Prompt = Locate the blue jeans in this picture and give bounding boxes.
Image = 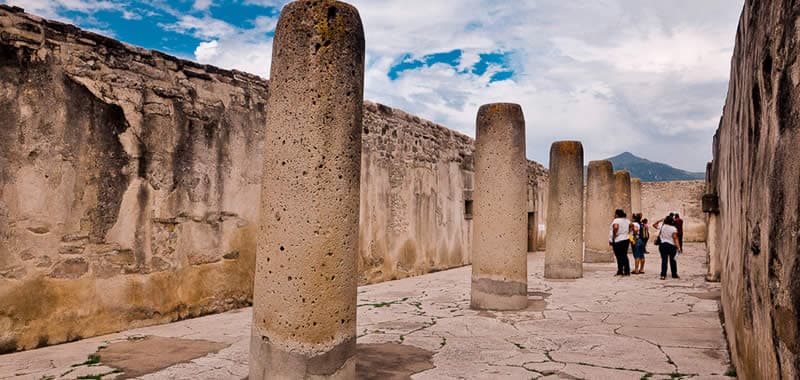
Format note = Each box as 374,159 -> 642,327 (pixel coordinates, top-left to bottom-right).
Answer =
659,243 -> 678,277
632,239 -> 645,259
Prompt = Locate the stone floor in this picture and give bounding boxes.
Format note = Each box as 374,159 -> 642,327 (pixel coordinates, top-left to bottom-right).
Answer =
0,243 -> 734,379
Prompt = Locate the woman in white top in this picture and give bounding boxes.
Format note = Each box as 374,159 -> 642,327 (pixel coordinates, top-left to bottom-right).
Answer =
608,209 -> 632,276
653,215 -> 682,280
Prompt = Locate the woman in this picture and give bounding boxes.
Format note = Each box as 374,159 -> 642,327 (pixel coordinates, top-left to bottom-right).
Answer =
609,209 -> 632,276
641,218 -> 650,253
631,213 -> 646,274
653,215 -> 682,280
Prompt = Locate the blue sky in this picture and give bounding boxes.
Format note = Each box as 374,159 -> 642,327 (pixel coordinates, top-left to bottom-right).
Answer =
2,0 -> 745,171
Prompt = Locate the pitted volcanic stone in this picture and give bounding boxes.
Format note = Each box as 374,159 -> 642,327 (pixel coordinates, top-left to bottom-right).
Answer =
470,103 -> 528,311
250,1 -> 365,379
545,141 -> 584,279
613,171 -> 632,215
631,178 -> 642,215
584,160 -> 614,263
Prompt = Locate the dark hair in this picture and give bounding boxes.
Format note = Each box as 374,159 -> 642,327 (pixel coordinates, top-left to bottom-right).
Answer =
675,213 -> 680,218
632,213 -> 642,222
642,218 -> 648,223
615,209 -> 626,218
669,212 -> 675,218
664,215 -> 675,226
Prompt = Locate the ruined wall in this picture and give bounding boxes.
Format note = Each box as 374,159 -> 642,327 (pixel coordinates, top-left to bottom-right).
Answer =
0,5 -> 549,351
358,102 -> 474,284
358,102 -> 548,283
713,1 -> 800,378
0,5 -> 266,353
640,181 -> 705,242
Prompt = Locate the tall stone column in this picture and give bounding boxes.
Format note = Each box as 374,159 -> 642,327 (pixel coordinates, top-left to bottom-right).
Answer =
584,160 -> 614,263
631,178 -> 642,215
613,170 -> 632,214
250,1 -> 364,379
545,141 -> 584,279
471,103 -> 528,311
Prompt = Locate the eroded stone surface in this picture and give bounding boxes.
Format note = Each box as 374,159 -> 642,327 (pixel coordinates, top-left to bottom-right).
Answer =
631,178 -> 642,215
471,103 -> 528,311
713,1 -> 800,377
250,1 -> 365,379
584,160 -> 614,263
613,171 -> 632,214
545,141 -> 584,279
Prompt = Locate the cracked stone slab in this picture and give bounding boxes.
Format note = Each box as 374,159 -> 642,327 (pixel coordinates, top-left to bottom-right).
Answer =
0,244 -> 733,380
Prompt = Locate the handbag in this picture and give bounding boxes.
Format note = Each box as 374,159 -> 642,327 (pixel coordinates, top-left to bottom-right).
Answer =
654,225 -> 663,246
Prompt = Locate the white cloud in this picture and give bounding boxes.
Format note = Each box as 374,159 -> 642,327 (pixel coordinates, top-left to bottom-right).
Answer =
3,0 -> 122,20
10,0 -> 744,171
194,40 -> 218,61
192,0 -> 213,11
159,15 -> 237,39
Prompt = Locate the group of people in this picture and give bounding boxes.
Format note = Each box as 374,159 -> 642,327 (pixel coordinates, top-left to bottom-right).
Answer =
609,210 -> 684,280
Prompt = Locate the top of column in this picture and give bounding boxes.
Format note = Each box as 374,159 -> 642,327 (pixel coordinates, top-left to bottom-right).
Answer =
588,160 -> 613,171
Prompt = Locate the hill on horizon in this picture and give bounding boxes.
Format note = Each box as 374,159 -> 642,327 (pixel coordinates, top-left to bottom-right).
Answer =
598,152 -> 706,182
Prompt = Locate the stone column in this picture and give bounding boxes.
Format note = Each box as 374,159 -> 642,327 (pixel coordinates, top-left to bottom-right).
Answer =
613,170 -> 632,214
471,103 -> 528,311
545,141 -> 584,279
631,178 -> 642,215
584,160 -> 614,263
250,1 -> 364,379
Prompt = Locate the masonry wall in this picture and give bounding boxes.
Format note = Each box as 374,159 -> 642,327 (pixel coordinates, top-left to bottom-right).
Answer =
0,6 -> 549,352
640,181 -> 706,242
713,1 -> 800,378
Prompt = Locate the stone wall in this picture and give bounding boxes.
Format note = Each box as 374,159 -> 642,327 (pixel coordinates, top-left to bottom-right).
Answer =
359,102 -> 475,284
0,5 -> 549,351
640,181 -> 705,242
0,5 -> 267,353
713,1 -> 800,378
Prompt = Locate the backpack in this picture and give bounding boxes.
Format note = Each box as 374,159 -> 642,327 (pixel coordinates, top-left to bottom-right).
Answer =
629,222 -> 640,243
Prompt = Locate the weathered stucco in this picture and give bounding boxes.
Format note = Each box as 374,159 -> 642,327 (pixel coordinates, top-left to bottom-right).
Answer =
713,1 -> 800,377
358,103 -> 475,284
640,181 -> 706,242
0,5 -> 550,351
0,5 -> 264,352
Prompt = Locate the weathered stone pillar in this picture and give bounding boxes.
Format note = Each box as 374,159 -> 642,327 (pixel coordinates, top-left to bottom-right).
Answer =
250,1 -> 364,379
631,178 -> 642,215
704,161 -> 721,282
613,170 -> 632,214
471,103 -> 528,311
545,141 -> 584,279
584,160 -> 614,263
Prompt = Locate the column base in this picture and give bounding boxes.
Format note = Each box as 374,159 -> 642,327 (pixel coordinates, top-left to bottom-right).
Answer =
249,334 -> 355,380
544,263 -> 583,279
584,248 -> 614,263
470,278 -> 528,310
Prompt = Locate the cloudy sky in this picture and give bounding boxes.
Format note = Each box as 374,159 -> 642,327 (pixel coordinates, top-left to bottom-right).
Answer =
3,0 -> 744,171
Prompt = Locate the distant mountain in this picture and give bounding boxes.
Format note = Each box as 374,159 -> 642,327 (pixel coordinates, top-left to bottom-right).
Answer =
603,152 -> 705,182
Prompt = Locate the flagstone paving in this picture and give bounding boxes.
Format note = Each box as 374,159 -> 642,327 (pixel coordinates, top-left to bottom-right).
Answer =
0,243 -> 734,379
